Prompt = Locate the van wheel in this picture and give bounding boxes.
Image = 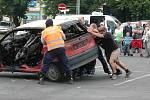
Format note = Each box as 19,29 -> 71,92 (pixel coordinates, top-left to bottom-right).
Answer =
46,63 -> 62,82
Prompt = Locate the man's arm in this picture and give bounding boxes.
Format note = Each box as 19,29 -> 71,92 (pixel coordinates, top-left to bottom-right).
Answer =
41,36 -> 46,45
58,26 -> 66,40
60,31 -> 66,40
87,28 -> 104,38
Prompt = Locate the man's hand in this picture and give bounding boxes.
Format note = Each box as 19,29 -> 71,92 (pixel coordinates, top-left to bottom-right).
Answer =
87,27 -> 91,32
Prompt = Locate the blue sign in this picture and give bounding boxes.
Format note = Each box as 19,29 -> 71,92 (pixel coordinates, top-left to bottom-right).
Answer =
25,12 -> 40,22
28,0 -> 36,7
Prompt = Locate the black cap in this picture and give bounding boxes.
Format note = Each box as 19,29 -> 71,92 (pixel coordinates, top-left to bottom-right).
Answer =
45,19 -> 53,27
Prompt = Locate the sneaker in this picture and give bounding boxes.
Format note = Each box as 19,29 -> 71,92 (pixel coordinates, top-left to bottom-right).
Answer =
125,71 -> 132,78
111,74 -> 117,80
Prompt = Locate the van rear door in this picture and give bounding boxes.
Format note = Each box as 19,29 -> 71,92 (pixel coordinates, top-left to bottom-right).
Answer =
90,16 -> 105,27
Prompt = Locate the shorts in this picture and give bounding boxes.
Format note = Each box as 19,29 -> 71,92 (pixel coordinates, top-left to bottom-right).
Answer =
109,48 -> 120,63
131,39 -> 142,48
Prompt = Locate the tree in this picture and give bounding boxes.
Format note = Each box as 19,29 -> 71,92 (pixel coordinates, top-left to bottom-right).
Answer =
0,0 -> 30,26
43,0 -> 103,17
106,0 -> 150,22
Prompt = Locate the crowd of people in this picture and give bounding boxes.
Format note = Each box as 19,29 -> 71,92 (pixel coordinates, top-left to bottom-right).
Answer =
114,21 -> 150,58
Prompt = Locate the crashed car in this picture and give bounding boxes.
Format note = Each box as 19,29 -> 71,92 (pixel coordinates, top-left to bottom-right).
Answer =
0,19 -> 98,81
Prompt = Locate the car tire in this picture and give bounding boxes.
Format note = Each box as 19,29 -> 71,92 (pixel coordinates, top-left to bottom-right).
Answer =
46,63 -> 63,82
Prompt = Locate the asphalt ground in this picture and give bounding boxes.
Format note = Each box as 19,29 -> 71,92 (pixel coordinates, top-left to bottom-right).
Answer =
0,54 -> 150,100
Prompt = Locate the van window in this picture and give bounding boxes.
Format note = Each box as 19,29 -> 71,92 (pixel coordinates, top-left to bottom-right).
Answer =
112,16 -> 121,25
90,16 -> 105,27
107,20 -> 116,34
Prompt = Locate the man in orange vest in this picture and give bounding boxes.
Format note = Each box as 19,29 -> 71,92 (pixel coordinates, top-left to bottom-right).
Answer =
38,19 -> 73,84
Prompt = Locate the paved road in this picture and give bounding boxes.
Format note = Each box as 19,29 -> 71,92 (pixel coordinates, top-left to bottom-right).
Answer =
0,55 -> 150,100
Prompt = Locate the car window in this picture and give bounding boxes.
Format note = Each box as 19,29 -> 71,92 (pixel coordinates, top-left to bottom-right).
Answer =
90,16 -> 105,27
107,20 -> 116,34
64,23 -> 87,40
0,22 -> 10,27
2,30 -> 31,42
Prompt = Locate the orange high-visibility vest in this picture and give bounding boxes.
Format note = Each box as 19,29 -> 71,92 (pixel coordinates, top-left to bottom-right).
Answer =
42,26 -> 65,51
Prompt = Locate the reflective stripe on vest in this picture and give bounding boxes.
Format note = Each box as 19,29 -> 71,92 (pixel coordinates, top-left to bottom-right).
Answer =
42,26 -> 65,51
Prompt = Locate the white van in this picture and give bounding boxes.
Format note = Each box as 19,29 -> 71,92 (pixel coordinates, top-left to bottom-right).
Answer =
55,14 -> 121,34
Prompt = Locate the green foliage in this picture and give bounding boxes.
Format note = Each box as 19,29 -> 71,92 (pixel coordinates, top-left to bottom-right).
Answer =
0,0 -> 30,26
107,0 -> 150,22
43,0 -> 103,16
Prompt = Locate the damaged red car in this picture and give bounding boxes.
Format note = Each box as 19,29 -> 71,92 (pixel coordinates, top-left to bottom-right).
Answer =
0,19 -> 98,81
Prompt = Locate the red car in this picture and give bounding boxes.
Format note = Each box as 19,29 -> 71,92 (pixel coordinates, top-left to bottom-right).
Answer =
0,19 -> 98,81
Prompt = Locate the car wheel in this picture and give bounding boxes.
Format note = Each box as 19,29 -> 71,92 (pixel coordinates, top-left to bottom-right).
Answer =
46,63 -> 62,82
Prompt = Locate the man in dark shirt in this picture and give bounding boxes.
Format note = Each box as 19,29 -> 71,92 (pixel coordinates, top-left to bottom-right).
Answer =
88,26 -> 132,80
123,21 -> 132,37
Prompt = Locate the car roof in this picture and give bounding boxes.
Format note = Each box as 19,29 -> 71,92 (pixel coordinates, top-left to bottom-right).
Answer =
16,19 -> 79,30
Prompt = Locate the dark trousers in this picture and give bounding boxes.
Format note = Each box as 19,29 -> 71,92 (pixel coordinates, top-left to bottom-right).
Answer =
123,44 -> 130,55
98,46 -> 110,73
41,47 -> 70,74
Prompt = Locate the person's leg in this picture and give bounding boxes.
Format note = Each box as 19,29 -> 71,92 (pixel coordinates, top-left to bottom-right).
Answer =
124,45 -> 127,56
138,40 -> 143,57
126,44 -> 130,56
144,42 -> 149,57
116,60 -> 132,78
146,41 -> 150,57
98,47 -> 111,74
57,48 -> 73,83
38,51 -> 55,84
106,52 -> 122,76
109,50 -> 119,80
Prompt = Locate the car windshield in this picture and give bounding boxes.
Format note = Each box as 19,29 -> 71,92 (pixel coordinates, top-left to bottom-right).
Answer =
0,22 -> 10,27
